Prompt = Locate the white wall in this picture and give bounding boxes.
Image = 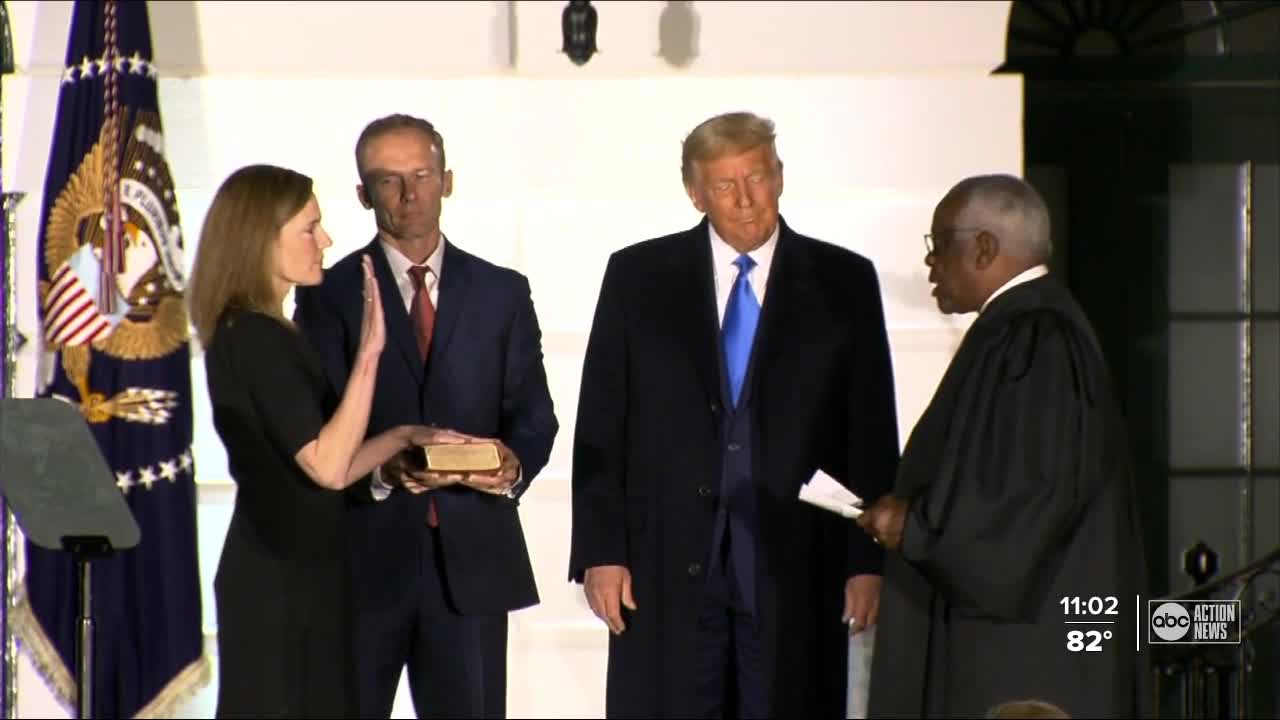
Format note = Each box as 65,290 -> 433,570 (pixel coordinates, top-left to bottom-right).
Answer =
2,2 -> 1018,717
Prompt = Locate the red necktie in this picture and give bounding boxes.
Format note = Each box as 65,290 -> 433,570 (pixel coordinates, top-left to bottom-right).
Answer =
407,266 -> 440,527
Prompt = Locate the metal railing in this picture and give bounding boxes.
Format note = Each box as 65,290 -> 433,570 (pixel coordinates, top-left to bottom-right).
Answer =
1151,544 -> 1280,718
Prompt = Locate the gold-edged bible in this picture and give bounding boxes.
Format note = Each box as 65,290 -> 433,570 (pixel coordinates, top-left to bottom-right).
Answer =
422,442 -> 502,473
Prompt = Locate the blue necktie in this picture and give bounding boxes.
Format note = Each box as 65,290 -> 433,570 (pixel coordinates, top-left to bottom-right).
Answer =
722,254 -> 760,408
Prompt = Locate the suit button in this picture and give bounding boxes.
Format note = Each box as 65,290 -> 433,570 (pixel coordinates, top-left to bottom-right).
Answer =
727,443 -> 741,452
709,401 -> 719,414
698,484 -> 713,498
687,562 -> 702,576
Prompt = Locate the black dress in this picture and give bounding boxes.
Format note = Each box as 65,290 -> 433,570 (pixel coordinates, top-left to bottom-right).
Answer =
205,309 -> 358,718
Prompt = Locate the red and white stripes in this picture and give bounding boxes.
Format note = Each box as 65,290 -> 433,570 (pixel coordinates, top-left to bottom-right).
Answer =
44,259 -> 113,346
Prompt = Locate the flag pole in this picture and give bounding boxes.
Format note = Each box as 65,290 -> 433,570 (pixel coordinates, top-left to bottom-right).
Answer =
0,1 -> 22,717
1,195 -> 23,720
1,189 -> 24,720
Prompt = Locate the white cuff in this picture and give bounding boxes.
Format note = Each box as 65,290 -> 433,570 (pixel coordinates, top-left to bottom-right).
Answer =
504,469 -> 526,499
370,466 -> 393,501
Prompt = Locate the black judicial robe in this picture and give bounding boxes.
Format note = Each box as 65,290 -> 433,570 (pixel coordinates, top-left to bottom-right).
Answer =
867,274 -> 1151,719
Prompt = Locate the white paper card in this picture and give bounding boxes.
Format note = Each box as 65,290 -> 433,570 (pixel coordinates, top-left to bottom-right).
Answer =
798,470 -> 864,519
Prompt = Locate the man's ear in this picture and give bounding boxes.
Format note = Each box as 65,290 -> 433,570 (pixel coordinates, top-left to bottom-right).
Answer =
442,169 -> 454,199
356,184 -> 372,209
685,183 -> 705,213
974,230 -> 1000,270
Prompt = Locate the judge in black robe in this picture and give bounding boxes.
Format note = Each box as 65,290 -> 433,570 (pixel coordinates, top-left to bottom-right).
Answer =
858,175 -> 1150,719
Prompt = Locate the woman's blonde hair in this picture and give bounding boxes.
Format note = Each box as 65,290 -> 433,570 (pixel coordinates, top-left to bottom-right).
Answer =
187,164 -> 314,348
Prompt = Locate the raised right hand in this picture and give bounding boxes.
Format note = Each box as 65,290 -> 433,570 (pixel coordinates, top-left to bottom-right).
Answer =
584,564 -> 636,635
355,254 -> 386,364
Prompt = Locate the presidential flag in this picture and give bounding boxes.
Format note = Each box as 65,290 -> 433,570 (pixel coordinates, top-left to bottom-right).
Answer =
14,1 -> 209,716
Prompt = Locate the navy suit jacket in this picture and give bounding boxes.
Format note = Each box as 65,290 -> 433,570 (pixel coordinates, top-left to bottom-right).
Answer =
294,238 -> 558,615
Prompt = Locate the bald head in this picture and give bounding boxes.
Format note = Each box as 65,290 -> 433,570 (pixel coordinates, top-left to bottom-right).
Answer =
943,174 -> 1052,265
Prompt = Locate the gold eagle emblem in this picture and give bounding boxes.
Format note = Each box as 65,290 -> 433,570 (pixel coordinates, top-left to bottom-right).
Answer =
39,109 -> 189,423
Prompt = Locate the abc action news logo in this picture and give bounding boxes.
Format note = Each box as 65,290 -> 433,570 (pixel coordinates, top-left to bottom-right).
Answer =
1148,600 -> 1241,644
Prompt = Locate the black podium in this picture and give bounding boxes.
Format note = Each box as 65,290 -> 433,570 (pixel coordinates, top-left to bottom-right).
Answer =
0,398 -> 140,719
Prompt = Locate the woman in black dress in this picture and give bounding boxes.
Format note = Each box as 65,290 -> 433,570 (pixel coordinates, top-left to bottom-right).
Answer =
187,164 -> 461,718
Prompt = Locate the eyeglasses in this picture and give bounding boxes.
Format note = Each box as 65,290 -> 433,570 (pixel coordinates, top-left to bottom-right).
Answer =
923,227 -> 984,256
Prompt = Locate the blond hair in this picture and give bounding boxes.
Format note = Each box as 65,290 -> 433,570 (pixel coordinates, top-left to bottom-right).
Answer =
680,111 -> 780,186
187,164 -> 314,348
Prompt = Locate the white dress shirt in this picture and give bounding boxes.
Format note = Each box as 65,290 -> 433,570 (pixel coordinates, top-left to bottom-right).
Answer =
980,264 -> 1050,314
370,236 -> 444,501
709,222 -> 779,326
370,235 -> 524,500
380,235 -> 444,312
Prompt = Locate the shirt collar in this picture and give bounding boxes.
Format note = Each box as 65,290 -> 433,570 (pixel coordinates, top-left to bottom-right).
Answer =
980,264 -> 1049,313
380,234 -> 446,282
708,221 -> 779,274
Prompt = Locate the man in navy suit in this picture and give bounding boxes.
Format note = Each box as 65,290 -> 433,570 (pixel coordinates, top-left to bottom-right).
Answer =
569,111 -> 900,717
294,113 -> 558,719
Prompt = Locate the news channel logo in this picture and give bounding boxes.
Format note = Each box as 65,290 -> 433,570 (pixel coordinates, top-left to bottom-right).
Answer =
1147,599 -> 1242,645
